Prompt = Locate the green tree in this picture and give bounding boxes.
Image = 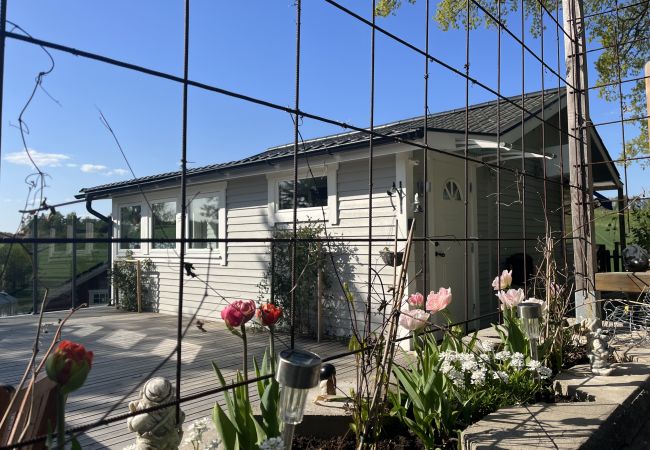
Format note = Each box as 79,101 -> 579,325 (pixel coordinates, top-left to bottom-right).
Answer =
0,242 -> 32,294
376,0 -> 649,163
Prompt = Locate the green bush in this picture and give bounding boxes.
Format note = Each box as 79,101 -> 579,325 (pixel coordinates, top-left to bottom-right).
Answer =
257,222 -> 356,336
110,251 -> 157,312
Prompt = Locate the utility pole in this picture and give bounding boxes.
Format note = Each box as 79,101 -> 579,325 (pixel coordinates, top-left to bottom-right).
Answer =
562,0 -> 598,319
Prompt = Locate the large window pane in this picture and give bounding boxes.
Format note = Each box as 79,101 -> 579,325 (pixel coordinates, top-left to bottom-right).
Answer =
152,201 -> 177,249
189,196 -> 219,249
120,205 -> 141,250
278,176 -> 327,210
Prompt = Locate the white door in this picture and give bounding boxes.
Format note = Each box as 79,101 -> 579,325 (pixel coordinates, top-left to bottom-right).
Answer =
428,157 -> 477,324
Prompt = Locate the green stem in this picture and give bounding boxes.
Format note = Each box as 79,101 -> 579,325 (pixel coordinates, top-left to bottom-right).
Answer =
57,387 -> 66,450
241,323 -> 249,400
270,326 -> 275,371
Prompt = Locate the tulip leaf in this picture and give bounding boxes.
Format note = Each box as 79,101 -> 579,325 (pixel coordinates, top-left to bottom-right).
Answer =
213,402 -> 239,450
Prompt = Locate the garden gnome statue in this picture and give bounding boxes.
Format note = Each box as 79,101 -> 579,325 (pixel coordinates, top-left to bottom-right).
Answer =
586,319 -> 614,376
127,377 -> 185,450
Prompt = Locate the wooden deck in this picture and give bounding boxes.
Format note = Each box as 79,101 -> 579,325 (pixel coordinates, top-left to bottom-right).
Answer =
0,307 -> 354,449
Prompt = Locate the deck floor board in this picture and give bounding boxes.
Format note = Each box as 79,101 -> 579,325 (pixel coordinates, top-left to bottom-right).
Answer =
1,307 -> 355,449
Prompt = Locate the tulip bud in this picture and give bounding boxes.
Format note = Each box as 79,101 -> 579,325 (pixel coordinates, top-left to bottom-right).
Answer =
45,340 -> 93,394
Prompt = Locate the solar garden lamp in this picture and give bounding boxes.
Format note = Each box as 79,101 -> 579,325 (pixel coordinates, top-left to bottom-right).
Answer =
517,302 -> 542,361
276,349 -> 322,449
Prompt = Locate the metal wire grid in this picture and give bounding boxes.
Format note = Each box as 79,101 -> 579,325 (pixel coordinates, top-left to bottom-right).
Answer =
0,0 -> 647,447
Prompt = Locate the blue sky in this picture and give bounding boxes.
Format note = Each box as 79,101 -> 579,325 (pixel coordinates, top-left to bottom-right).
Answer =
0,0 -> 645,231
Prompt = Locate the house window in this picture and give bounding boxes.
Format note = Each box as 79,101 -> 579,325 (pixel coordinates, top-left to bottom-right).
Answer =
188,196 -> 219,249
267,164 -> 338,226
119,205 -> 141,250
151,200 -> 177,249
443,180 -> 462,201
278,176 -> 328,210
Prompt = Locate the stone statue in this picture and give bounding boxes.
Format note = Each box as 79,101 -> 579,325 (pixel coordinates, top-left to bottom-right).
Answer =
585,319 -> 614,376
127,377 -> 185,450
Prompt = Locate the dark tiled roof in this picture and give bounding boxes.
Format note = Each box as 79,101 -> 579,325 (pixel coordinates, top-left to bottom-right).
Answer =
79,89 -> 562,197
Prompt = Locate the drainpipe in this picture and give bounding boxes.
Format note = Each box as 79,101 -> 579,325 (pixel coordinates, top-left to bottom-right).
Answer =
85,196 -> 113,305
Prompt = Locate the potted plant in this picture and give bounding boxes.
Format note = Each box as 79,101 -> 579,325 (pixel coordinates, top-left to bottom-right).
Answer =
380,247 -> 403,267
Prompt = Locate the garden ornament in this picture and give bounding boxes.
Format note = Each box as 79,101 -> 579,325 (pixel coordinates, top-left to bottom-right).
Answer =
127,377 -> 185,450
319,363 -> 337,396
585,319 -> 614,376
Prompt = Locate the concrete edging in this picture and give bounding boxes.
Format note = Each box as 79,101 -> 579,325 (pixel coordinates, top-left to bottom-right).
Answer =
461,345 -> 650,449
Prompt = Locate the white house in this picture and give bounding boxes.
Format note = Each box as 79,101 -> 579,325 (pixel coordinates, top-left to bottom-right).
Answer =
77,90 -> 621,336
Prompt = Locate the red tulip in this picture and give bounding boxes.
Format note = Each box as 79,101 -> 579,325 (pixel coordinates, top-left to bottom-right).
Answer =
257,303 -> 282,326
45,340 -> 93,394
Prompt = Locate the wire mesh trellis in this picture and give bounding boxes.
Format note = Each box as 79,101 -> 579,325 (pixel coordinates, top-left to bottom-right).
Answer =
0,0 -> 648,447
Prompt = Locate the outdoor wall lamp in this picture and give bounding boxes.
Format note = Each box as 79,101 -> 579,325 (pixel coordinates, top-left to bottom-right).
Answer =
276,349 -> 322,449
517,302 -> 542,361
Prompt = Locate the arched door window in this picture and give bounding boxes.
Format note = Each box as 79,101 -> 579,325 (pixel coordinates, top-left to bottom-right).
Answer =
442,179 -> 462,201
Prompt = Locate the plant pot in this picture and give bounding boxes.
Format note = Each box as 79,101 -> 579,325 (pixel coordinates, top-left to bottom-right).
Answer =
380,250 -> 403,267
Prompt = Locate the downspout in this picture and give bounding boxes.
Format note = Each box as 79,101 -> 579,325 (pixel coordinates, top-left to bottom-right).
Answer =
85,196 -> 113,305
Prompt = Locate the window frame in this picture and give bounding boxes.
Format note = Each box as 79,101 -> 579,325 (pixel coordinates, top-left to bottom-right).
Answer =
185,185 -> 227,264
149,197 -> 179,253
116,202 -> 144,254
266,163 -> 338,226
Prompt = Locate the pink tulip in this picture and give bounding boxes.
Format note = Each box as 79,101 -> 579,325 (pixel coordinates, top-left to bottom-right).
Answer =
220,300 -> 256,328
399,307 -> 430,331
236,300 -> 256,322
221,303 -> 245,328
408,292 -> 425,309
492,269 -> 513,291
426,287 -> 452,313
495,288 -> 525,309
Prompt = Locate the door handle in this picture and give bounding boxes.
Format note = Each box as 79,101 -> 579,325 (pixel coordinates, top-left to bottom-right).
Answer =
435,251 -> 446,257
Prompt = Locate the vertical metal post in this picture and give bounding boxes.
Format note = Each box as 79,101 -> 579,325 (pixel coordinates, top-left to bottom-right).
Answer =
0,0 -> 6,177
316,242 -> 323,343
290,0 -> 302,350
136,259 -> 142,313
32,215 -> 38,314
175,0 -> 190,423
562,0 -> 598,319
640,61 -> 650,147
617,186 -> 626,253
71,215 -> 77,308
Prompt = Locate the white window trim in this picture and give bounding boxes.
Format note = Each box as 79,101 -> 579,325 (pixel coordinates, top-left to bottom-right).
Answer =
112,181 -> 227,264
186,183 -> 227,265
116,201 -> 146,255
266,163 -> 338,226
149,197 -> 179,253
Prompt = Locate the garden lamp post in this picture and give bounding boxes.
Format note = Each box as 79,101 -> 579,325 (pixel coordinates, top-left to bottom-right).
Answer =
517,302 -> 542,361
276,349 -> 322,450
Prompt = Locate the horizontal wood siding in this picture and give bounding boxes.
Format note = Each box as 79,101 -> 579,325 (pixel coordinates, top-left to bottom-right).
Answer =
113,157 -> 400,337
476,158 -> 566,327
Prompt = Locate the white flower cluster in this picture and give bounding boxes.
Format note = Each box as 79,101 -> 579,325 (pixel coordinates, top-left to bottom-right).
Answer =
439,350 -> 488,387
184,417 -> 211,449
259,436 -> 285,450
439,347 -> 553,386
204,439 -> 220,450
